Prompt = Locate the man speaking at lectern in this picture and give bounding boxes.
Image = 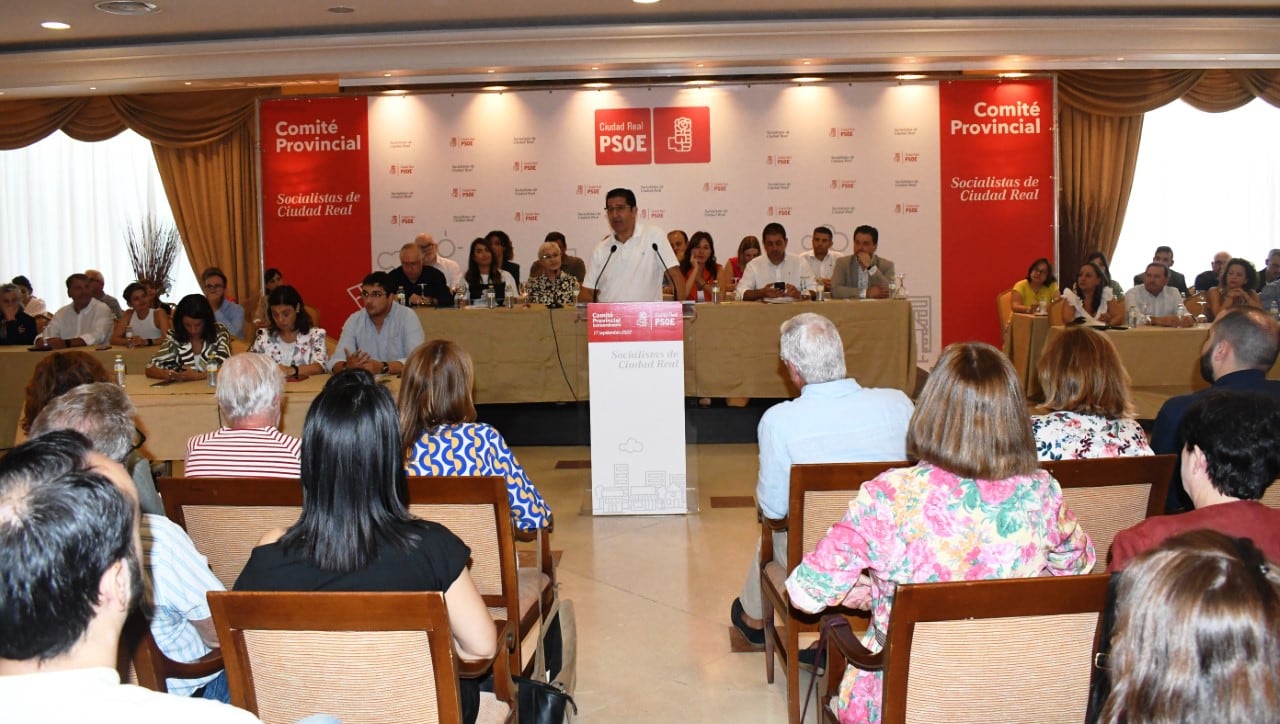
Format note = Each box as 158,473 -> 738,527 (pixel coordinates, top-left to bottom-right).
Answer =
579,188 -> 686,303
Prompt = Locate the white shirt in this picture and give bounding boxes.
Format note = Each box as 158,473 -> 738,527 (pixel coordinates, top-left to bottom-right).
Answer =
0,667 -> 260,723
39,298 -> 114,346
737,253 -> 814,295
582,223 -> 677,302
1123,284 -> 1184,319
801,250 -> 843,281
431,257 -> 463,288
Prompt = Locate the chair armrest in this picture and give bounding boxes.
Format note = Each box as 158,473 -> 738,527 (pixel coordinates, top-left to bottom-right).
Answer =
164,648 -> 225,679
458,619 -> 516,678
759,504 -> 786,565
821,614 -> 883,672
489,620 -> 516,707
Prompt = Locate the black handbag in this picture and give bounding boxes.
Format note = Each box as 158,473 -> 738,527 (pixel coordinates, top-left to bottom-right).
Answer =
513,675 -> 577,724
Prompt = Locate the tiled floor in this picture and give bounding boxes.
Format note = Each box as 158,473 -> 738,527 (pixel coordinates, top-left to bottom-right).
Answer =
514,444 -> 821,724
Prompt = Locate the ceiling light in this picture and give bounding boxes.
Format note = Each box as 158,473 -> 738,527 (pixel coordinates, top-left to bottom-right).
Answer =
382,90 -> 409,96
382,73 -> 392,77
793,77 -> 823,84
89,86 -> 98,91
590,66 -> 599,71
633,0 -> 661,4
482,85 -> 508,92
94,1 -> 157,16
896,74 -> 927,81
1116,57 -> 1125,61
41,21 -> 71,30
998,72 -> 1030,78
328,5 -> 355,13
487,69 -> 496,74
684,80 -> 715,86
696,63 -> 704,68
184,81 -> 192,86
584,82 -> 611,88
803,60 -> 812,65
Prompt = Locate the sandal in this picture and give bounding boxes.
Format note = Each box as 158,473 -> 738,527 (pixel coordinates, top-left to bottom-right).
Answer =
730,598 -> 766,648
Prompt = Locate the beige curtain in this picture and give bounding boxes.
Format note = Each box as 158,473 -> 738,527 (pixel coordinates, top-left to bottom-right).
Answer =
0,89 -> 273,306
1055,69 -> 1280,282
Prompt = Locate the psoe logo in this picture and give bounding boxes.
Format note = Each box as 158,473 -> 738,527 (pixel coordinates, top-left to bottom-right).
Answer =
767,206 -> 793,217
399,215 -> 416,225
388,165 -> 397,175
514,212 -> 540,222
652,106 -> 710,165
702,182 -> 728,192
450,137 -> 475,148
398,165 -> 414,175
894,203 -> 921,215
830,179 -> 856,190
521,161 -> 538,172
576,184 -> 602,196
451,188 -> 477,199
649,209 -> 665,220
893,152 -> 920,163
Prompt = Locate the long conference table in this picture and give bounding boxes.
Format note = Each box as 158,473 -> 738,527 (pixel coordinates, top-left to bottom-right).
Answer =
2,299 -> 917,458
1006,313 -> 1280,418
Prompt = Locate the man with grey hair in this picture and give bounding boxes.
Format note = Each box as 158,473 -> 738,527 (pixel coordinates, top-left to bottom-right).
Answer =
29,382 -> 164,515
416,232 -> 462,289
729,312 -> 913,649
184,352 -> 301,478
85,268 -> 123,318
387,241 -> 452,307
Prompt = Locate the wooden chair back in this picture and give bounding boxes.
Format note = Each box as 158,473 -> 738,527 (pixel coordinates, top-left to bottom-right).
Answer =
1184,290 -> 1207,318
838,574 -> 1111,724
119,611 -> 225,693
1260,478 -> 1280,510
996,288 -> 1015,329
157,477 -> 303,589
1042,455 -> 1175,567
209,590 -> 512,724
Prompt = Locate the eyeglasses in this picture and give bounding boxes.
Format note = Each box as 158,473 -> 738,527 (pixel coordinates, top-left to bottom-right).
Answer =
130,426 -> 147,453
539,253 -> 561,260
360,290 -> 387,299
605,205 -> 630,213
203,283 -> 225,291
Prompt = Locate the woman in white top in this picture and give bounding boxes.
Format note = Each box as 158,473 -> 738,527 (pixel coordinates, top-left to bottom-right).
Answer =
1052,261 -> 1123,326
249,285 -> 328,379
463,238 -> 517,303
111,282 -> 172,347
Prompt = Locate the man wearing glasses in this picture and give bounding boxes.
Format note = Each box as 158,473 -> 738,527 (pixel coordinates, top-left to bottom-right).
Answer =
201,266 -> 245,339
329,271 -> 424,375
578,188 -> 686,303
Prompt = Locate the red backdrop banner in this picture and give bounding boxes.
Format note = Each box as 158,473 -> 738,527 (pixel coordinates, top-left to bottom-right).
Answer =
938,79 -> 1056,348
260,96 -> 371,334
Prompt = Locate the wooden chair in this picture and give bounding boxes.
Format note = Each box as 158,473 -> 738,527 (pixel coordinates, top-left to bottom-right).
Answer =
1184,290 -> 1207,319
406,475 -> 553,679
208,590 -> 515,724
760,461 -> 905,724
818,574 -> 1112,723
1042,455 -> 1175,567
997,287 -> 1015,329
118,612 -> 224,693
1260,479 -> 1280,510
157,477 -> 303,589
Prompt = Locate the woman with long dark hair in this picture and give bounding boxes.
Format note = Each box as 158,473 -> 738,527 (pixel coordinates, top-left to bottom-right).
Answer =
236,369 -> 497,723
249,284 -> 327,378
144,293 -> 232,382
680,231 -> 721,302
1053,261 -> 1123,326
464,238 -> 517,303
485,229 -> 521,286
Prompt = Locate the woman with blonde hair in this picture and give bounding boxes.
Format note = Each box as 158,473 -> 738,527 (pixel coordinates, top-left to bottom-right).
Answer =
785,342 -> 1095,723
1099,530 -> 1280,724
1031,327 -> 1152,460
398,339 -> 550,531
526,240 -> 579,307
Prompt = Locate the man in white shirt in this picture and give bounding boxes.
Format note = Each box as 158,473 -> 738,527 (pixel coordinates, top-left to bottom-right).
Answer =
737,223 -> 813,301
800,226 -> 842,292
1125,263 -> 1192,326
35,273 -> 114,348
416,232 -> 462,289
579,188 -> 685,303
0,432 -> 258,723
831,224 -> 896,299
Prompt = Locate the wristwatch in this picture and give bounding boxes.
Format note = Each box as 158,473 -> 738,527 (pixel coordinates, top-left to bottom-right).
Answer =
380,361 -> 390,375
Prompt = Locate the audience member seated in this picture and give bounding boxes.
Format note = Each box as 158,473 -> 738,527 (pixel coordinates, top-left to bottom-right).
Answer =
728,312 -> 913,648
716,235 -> 761,298
1129,245 -> 1189,296
248,266 -> 283,328
528,232 -> 586,284
0,282 -> 38,346
526,241 -> 579,307
1260,247 -> 1280,290
1098,531 -> 1280,723
111,281 -> 172,347
1010,257 -> 1059,313
1152,307 -> 1280,511
85,268 -> 123,319
21,349 -> 108,436
1123,262 -> 1193,326
464,237 -> 517,304
184,352 -> 301,479
0,431 -> 257,722
34,273 -> 114,349
679,231 -> 721,302
144,294 -> 233,383
29,389 -> 227,699
1207,257 -> 1263,321
1110,390 -> 1280,570
399,339 -> 552,532
249,285 -> 327,378
784,342 -> 1095,723
329,271 -> 423,376
1084,251 -> 1126,300
200,267 -> 245,339
416,233 -> 463,288
1052,261 -> 1122,326
1193,250 -> 1231,294
487,229 -> 521,287
11,274 -> 49,318
831,224 -> 895,300
30,382 -> 165,516
387,242 -> 452,308
235,370 -> 498,724
737,223 -> 812,301
1031,327 -> 1153,460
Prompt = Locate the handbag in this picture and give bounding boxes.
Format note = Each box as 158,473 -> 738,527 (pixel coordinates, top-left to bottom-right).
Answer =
513,675 -> 577,724
800,615 -> 853,723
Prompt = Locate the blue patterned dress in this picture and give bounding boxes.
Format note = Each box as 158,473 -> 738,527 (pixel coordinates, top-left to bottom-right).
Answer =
404,422 -> 551,531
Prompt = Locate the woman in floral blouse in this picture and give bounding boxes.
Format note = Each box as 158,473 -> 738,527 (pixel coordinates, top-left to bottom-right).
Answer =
249,285 -> 327,378
1031,326 -> 1152,460
526,241 -> 579,307
145,294 -> 232,382
785,342 -> 1096,724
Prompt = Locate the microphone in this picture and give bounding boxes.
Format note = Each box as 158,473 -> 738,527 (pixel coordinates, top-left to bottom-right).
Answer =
591,244 -> 618,302
652,243 -> 676,295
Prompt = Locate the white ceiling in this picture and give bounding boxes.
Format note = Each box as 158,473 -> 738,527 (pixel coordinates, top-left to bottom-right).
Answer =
2,1 -> 1279,98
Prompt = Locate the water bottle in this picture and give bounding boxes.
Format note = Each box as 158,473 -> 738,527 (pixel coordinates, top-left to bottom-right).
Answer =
483,287 -> 496,309
1270,300 -> 1279,321
395,286 -> 406,305
207,360 -> 220,388
711,281 -> 720,304
1175,302 -> 1189,325
1127,305 -> 1139,328
454,285 -> 467,308
113,355 -> 126,387
124,325 -> 134,348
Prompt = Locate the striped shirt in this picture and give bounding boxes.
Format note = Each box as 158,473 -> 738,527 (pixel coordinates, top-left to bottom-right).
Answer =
140,514 -> 225,696
184,426 -> 301,479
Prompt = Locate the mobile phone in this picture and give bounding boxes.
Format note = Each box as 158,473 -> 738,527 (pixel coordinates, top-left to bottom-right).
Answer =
773,282 -> 786,291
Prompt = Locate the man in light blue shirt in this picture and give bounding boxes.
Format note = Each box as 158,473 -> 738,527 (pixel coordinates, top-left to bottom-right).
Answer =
202,267 -> 245,339
730,312 -> 913,648
330,271 -> 425,375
